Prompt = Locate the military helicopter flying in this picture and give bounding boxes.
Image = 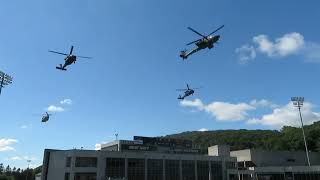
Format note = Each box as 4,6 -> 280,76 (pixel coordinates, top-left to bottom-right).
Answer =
41,112 -> 51,123
48,46 -> 91,71
180,25 -> 224,60
176,84 -> 201,100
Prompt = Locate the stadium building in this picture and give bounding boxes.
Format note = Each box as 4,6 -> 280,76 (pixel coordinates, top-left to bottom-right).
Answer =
41,136 -> 237,180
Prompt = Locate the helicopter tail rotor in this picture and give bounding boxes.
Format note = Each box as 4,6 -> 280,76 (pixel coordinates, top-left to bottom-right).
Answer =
180,50 -> 188,60
56,64 -> 67,71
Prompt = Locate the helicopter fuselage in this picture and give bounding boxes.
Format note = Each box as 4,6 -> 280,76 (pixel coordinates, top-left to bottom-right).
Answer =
42,116 -> 49,122
64,55 -> 77,67
56,55 -> 77,70
178,89 -> 194,100
180,35 -> 220,60
195,35 -> 220,49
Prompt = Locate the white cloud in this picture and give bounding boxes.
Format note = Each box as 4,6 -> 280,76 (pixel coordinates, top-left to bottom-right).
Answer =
0,139 -> 18,152
7,156 -> 37,161
235,45 -> 256,64
206,102 -> 255,121
21,125 -> 28,129
253,33 -> 304,57
47,105 -> 64,113
95,144 -> 102,150
198,128 -> 209,132
250,99 -> 278,109
95,141 -> 109,150
180,99 -> 204,109
9,156 -> 23,160
235,32 -> 320,63
181,99 -> 255,121
181,99 -> 320,129
247,102 -> 320,128
60,99 -> 72,105
20,124 -> 32,129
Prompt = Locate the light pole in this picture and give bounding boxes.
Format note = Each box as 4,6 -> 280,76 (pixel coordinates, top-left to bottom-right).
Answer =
26,160 -> 31,180
0,71 -> 13,95
291,97 -> 311,166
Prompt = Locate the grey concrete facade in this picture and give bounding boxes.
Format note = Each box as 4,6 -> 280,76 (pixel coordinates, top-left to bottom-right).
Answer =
41,149 -> 237,180
230,149 -> 320,167
229,149 -> 320,180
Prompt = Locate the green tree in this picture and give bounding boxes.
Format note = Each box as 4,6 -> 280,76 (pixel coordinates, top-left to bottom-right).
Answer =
0,163 -> 3,174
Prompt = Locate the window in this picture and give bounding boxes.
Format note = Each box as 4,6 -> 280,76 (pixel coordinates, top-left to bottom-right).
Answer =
66,157 -> 71,167
165,160 -> 180,180
211,161 -> 222,180
128,158 -> 145,180
64,173 -> 70,180
74,173 -> 96,180
106,158 -> 125,179
182,160 -> 195,180
147,159 -> 163,180
75,157 -> 97,167
197,161 -> 209,180
257,174 -> 284,180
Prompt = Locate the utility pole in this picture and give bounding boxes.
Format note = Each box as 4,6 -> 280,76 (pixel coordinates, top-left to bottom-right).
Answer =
291,97 -> 311,166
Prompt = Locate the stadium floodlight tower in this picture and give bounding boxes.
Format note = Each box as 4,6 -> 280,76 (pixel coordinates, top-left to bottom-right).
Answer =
26,159 -> 31,180
0,70 -> 13,95
291,97 -> 311,166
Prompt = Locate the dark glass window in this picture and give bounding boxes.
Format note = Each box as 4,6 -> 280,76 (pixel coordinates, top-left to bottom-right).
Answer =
74,173 -> 96,180
165,160 -> 180,180
147,159 -> 163,180
226,161 -> 237,169
128,158 -> 145,180
211,161 -> 222,180
182,160 -> 195,180
75,157 -> 97,167
197,161 -> 209,180
106,158 -> 125,179
66,157 -> 71,167
64,173 -> 70,180
257,174 -> 284,180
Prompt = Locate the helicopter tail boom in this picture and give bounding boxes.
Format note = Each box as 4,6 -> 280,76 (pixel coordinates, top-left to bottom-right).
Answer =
56,64 -> 67,71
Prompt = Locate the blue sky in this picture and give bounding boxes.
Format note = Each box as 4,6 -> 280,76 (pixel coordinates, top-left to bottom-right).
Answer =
1,0 -> 320,168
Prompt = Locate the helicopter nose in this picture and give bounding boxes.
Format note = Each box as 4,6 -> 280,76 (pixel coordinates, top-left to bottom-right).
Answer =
216,35 -> 220,40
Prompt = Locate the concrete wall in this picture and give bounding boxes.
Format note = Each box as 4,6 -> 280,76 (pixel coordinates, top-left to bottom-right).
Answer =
230,149 -> 320,167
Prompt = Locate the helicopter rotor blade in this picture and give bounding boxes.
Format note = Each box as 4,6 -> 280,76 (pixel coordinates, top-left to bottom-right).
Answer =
186,39 -> 202,46
208,25 -> 224,36
192,86 -> 203,90
176,89 -> 188,91
76,55 -> 92,59
48,50 -> 68,56
187,27 -> 207,39
69,46 -> 74,55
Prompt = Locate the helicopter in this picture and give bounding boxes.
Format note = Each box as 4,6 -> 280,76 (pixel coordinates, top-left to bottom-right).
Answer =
41,112 -> 51,123
176,84 -> 201,100
48,46 -> 91,71
180,25 -> 224,60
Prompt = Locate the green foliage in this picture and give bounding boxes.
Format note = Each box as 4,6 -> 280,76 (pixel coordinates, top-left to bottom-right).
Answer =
0,164 -> 41,180
167,121 -> 320,153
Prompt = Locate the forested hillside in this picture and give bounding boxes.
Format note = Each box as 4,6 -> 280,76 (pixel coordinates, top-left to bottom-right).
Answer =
167,121 -> 320,152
